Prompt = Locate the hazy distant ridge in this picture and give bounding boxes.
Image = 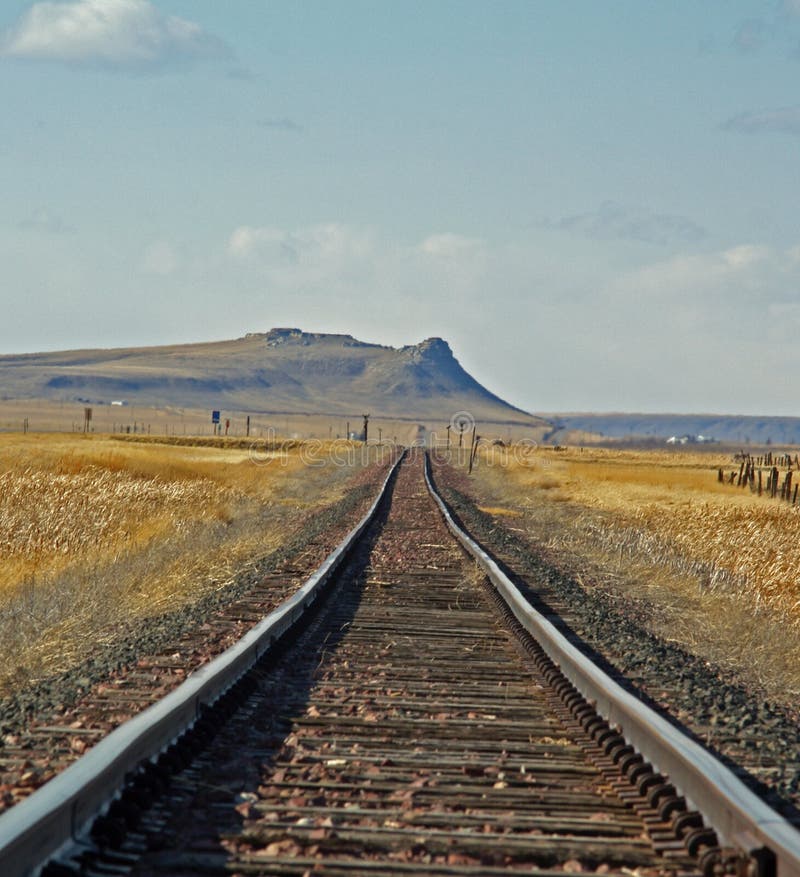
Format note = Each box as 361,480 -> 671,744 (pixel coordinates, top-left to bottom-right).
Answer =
548,413 -> 800,445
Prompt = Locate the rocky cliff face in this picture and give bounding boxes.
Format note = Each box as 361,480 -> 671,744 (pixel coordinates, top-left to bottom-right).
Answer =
402,337 -> 451,363
261,328 -> 386,349
366,337 -> 519,409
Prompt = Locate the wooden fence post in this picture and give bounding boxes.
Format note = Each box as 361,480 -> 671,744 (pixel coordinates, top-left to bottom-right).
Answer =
468,427 -> 478,474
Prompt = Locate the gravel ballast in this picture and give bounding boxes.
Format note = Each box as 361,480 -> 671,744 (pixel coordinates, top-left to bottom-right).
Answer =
429,460 -> 800,823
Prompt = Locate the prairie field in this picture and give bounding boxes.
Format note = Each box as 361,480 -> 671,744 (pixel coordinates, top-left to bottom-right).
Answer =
0,433 -> 379,693
0,398 -> 425,445
464,444 -> 800,701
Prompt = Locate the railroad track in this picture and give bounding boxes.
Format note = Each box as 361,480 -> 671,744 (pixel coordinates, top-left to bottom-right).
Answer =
2,450 -> 800,876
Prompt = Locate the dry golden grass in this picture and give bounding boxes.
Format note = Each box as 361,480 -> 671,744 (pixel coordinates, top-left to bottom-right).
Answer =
0,465 -> 223,587
502,446 -> 800,614
0,433 -> 375,691
0,433 -> 309,587
465,443 -> 800,701
476,505 -> 522,518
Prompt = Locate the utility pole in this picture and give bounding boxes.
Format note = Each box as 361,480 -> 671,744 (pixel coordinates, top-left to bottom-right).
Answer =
362,413 -> 370,443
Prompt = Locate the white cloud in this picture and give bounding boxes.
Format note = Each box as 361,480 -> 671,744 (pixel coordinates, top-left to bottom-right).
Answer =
610,243 -> 798,310
228,226 -> 288,259
227,224 -> 492,293
722,244 -> 769,269
227,223 -> 383,297
418,233 -> 484,259
1,0 -> 230,69
222,226 -> 800,334
222,221 -> 502,334
228,223 -> 373,266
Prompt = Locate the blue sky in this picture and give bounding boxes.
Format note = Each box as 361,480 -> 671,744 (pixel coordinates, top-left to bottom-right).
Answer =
2,1 -> 800,415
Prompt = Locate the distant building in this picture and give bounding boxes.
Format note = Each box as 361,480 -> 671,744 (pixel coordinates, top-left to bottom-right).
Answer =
666,434 -> 716,445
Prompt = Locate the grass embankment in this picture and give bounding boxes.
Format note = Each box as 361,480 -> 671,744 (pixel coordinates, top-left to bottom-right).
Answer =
0,434 -> 373,692
466,445 -> 800,701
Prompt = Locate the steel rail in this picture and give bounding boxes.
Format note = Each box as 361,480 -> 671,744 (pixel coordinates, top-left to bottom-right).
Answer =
0,451 -> 404,877
424,451 -> 800,877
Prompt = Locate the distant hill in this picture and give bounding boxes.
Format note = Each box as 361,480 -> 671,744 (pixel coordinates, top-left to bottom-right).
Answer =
0,328 -> 549,430
544,412 -> 800,446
